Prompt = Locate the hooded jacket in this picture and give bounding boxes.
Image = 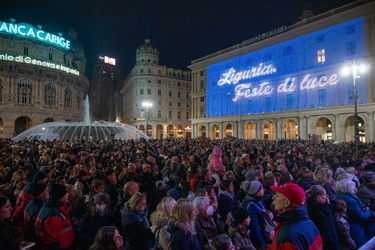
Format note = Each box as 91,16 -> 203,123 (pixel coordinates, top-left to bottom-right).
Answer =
268,206 -> 323,250
121,203 -> 154,250
35,198 -> 74,249
151,212 -> 171,250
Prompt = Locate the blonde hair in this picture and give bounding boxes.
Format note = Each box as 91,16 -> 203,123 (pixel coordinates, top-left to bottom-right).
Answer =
170,199 -> 196,235
126,192 -> 146,210
155,196 -> 176,217
11,170 -> 26,187
315,168 -> 333,185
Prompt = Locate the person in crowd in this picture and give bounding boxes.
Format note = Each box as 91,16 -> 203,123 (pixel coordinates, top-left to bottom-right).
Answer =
24,183 -> 48,242
74,170 -> 90,199
65,184 -> 85,229
139,163 -> 156,195
196,169 -> 216,190
315,168 -> 336,200
84,179 -> 105,213
104,169 -> 119,208
228,206 -> 256,250
35,184 -> 74,249
150,196 -> 176,250
11,171 -> 47,230
296,170 -> 316,191
218,180 -> 240,223
89,225 -> 124,250
306,185 -> 340,249
0,195 -> 31,250
168,198 -> 200,250
78,193 -> 113,249
269,183 -> 322,249
148,180 -> 167,214
187,162 -> 201,193
357,171 -> 375,211
242,181 -> 271,249
10,170 -> 27,193
335,199 -> 357,250
113,181 -> 139,229
262,175 -> 276,211
122,192 -> 154,249
194,196 -> 219,248
335,179 -> 374,248
207,234 -> 235,250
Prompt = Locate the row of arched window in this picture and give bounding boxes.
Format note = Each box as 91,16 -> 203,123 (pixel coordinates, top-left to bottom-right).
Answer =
0,79 -> 79,109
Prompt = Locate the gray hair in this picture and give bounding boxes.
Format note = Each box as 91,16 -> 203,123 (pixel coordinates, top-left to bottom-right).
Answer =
362,172 -> 375,184
193,196 -> 210,211
336,179 -> 357,195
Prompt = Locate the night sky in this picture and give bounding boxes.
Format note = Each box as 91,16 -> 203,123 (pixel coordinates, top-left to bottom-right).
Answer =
1,0 -> 356,78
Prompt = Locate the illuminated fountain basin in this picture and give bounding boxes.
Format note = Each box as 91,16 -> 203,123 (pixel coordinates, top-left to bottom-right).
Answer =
12,96 -> 150,142
12,121 -> 150,142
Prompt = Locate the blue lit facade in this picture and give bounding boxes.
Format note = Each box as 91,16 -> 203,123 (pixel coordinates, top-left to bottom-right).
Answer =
207,17 -> 366,117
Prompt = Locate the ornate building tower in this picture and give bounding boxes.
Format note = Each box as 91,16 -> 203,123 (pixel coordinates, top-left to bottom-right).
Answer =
120,39 -> 192,138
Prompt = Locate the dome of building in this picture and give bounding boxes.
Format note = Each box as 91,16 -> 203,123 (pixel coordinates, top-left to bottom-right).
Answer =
136,39 -> 159,65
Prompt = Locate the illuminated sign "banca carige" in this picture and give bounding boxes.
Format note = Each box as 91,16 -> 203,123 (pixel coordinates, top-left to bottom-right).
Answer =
0,19 -> 70,50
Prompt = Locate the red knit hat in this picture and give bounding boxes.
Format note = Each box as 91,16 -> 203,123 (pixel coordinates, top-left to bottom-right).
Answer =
270,183 -> 306,206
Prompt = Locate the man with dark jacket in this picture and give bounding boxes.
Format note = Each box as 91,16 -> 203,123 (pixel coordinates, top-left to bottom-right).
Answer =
24,183 -> 48,242
269,183 -> 323,250
35,184 -> 74,249
104,169 -> 119,208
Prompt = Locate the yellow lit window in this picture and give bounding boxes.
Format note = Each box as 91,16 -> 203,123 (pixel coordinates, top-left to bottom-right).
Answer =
317,49 -> 325,63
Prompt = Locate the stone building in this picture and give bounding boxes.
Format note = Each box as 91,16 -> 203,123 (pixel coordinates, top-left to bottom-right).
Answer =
189,0 -> 375,142
120,39 -> 192,138
0,19 -> 89,138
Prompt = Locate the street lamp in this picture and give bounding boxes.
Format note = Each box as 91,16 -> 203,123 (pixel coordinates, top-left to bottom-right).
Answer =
341,57 -> 368,142
142,101 -> 152,136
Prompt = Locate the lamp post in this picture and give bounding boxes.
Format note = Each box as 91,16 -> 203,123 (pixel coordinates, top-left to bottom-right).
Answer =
341,57 -> 367,142
142,101 -> 152,136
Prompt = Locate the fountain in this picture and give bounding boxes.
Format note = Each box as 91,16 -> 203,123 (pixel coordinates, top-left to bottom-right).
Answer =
12,95 -> 150,142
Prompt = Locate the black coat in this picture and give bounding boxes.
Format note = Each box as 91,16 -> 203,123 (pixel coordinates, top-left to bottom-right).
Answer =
0,220 -> 18,250
168,224 -> 201,250
78,213 -> 113,250
306,197 -> 340,250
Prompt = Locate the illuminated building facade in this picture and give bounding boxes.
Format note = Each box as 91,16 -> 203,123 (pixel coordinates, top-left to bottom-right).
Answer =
0,19 -> 89,138
189,0 -> 375,142
89,56 -> 123,122
120,39 -> 192,138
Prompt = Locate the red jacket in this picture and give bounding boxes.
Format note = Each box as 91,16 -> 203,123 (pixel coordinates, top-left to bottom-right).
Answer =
35,199 -> 74,249
11,183 -> 33,229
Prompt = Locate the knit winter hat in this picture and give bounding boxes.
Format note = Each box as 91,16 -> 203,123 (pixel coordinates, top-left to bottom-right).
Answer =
32,171 -> 48,182
93,193 -> 110,206
247,181 -> 263,196
245,170 -> 257,182
155,180 -> 166,191
241,181 -> 251,192
231,206 -> 249,225
49,184 -> 67,200
32,183 -> 47,197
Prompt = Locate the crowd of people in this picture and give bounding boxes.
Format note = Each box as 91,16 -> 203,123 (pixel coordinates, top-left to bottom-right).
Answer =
0,137 -> 375,250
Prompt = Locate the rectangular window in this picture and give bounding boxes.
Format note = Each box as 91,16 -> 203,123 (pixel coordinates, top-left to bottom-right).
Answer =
140,89 -> 144,95
169,91 -> 172,97
200,97 -> 205,102
200,80 -> 204,90
266,97 -> 271,111
158,70 -> 161,74
24,47 -> 28,55
158,100 -> 162,105
178,102 -> 181,107
158,80 -> 161,84
158,110 -> 161,118
169,111 -> 172,119
200,70 -> 204,76
318,89 -> 326,104
347,41 -> 356,56
186,112 -> 190,119
148,69 -> 151,73
178,92 -> 181,98
158,89 -> 161,96
186,103 -> 190,108
178,82 -> 181,87
200,106 -> 204,116
186,93 -> 189,99
147,80 -> 151,83
317,49 -> 325,63
49,53 -> 53,61
348,85 -> 354,101
147,89 -> 151,95
286,94 -> 293,108
169,101 -> 172,106
178,112 -> 181,119
140,69 -> 144,73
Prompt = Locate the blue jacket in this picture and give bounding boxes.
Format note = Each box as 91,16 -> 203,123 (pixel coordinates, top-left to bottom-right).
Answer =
242,195 -> 267,248
218,192 -> 239,222
335,192 -> 372,247
269,206 -> 322,250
